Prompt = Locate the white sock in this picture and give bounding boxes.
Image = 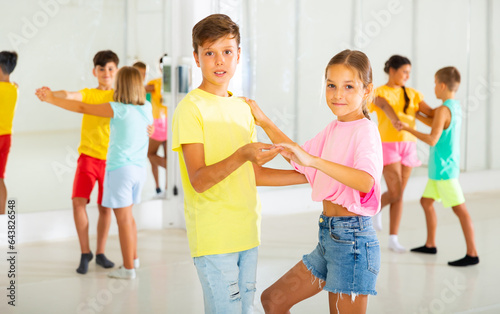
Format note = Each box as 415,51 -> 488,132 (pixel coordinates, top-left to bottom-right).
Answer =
107,266 -> 136,279
389,235 -> 406,253
373,212 -> 382,231
134,258 -> 140,269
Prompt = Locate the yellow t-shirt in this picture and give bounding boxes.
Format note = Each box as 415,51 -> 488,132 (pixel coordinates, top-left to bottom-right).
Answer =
147,78 -> 167,119
368,85 -> 423,142
0,82 -> 18,135
78,88 -> 114,160
172,88 -> 261,257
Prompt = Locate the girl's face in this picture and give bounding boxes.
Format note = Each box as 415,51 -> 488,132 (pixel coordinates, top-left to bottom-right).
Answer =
325,64 -> 371,122
389,64 -> 411,86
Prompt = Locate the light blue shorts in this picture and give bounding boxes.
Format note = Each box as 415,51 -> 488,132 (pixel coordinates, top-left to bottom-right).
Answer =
303,215 -> 380,296
193,247 -> 258,314
102,165 -> 146,208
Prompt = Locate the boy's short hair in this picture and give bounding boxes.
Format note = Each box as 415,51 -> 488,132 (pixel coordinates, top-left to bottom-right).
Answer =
192,14 -> 240,54
0,51 -> 18,75
132,61 -> 147,69
435,66 -> 461,92
93,50 -> 119,68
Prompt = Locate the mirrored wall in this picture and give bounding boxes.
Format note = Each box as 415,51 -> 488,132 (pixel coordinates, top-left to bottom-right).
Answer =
0,0 -> 171,213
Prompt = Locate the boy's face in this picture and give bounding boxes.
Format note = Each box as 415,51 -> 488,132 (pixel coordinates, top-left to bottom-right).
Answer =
434,77 -> 446,99
193,35 -> 240,90
93,62 -> 118,88
135,67 -> 147,82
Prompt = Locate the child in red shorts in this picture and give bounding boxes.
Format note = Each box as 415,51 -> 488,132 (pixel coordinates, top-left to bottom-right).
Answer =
0,51 -> 18,215
50,51 -> 126,274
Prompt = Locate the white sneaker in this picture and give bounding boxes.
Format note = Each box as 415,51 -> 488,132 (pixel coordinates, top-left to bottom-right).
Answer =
388,235 -> 406,253
154,191 -> 166,199
134,258 -> 140,269
373,212 -> 382,231
107,266 -> 136,279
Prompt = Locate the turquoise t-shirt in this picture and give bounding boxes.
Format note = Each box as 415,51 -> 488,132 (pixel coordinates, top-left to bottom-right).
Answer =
428,99 -> 461,180
107,101 -> 153,171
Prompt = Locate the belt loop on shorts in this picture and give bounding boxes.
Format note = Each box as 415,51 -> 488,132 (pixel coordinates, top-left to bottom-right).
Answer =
358,216 -> 364,230
328,216 -> 333,234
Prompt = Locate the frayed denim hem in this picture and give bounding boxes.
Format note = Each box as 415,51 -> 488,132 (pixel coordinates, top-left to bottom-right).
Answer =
324,289 -> 378,298
302,256 -> 326,289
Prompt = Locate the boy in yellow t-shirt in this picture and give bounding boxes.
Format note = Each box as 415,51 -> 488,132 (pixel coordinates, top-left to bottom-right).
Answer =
172,14 -> 306,313
0,51 -> 18,215
52,50 -> 119,274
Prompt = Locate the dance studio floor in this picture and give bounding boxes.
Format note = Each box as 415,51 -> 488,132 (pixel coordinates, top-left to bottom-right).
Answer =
0,189 -> 499,313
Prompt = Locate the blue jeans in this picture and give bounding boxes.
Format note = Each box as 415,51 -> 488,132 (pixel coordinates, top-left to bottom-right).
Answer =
303,215 -> 380,296
193,247 -> 258,314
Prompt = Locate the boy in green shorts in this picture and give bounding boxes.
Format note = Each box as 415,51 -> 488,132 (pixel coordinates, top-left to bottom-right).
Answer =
172,14 -> 306,313
397,66 -> 479,266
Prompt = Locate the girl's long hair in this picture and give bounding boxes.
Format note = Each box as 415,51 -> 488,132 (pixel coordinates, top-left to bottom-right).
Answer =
384,55 -> 411,114
113,66 -> 146,106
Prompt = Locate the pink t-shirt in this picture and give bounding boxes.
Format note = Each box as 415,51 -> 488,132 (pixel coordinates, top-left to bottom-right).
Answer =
291,118 -> 383,216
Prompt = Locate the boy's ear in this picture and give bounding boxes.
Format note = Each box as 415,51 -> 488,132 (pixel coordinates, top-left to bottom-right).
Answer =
237,47 -> 241,64
441,82 -> 448,91
193,51 -> 201,68
92,67 -> 97,78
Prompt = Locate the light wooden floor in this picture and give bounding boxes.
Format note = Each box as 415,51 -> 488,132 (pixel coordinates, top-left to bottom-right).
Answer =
1,190 -> 498,314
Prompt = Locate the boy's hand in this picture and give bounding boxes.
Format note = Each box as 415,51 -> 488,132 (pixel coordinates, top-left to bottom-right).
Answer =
240,97 -> 270,127
395,120 -> 409,131
277,142 -> 315,167
35,87 -> 54,103
390,119 -> 400,129
238,142 -> 282,166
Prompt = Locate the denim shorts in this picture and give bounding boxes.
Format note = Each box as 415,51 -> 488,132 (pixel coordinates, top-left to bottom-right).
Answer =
193,247 -> 258,314
302,215 -> 380,296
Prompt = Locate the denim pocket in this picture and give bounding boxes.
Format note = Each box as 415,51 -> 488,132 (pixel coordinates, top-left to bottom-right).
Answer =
366,241 -> 381,275
329,231 -> 355,245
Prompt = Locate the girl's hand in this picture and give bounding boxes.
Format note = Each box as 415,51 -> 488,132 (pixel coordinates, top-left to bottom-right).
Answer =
238,142 -> 282,166
35,87 -> 54,103
240,97 -> 270,127
277,142 -> 316,167
147,124 -> 154,137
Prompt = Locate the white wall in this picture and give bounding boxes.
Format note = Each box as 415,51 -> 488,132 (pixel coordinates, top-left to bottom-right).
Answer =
491,0 -> 500,169
244,0 -> 499,172
1,0 -> 127,133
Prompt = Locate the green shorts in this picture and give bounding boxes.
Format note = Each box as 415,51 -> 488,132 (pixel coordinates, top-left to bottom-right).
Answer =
422,178 -> 465,208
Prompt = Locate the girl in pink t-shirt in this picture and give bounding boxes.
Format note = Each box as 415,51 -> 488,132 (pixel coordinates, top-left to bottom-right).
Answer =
244,50 -> 383,313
